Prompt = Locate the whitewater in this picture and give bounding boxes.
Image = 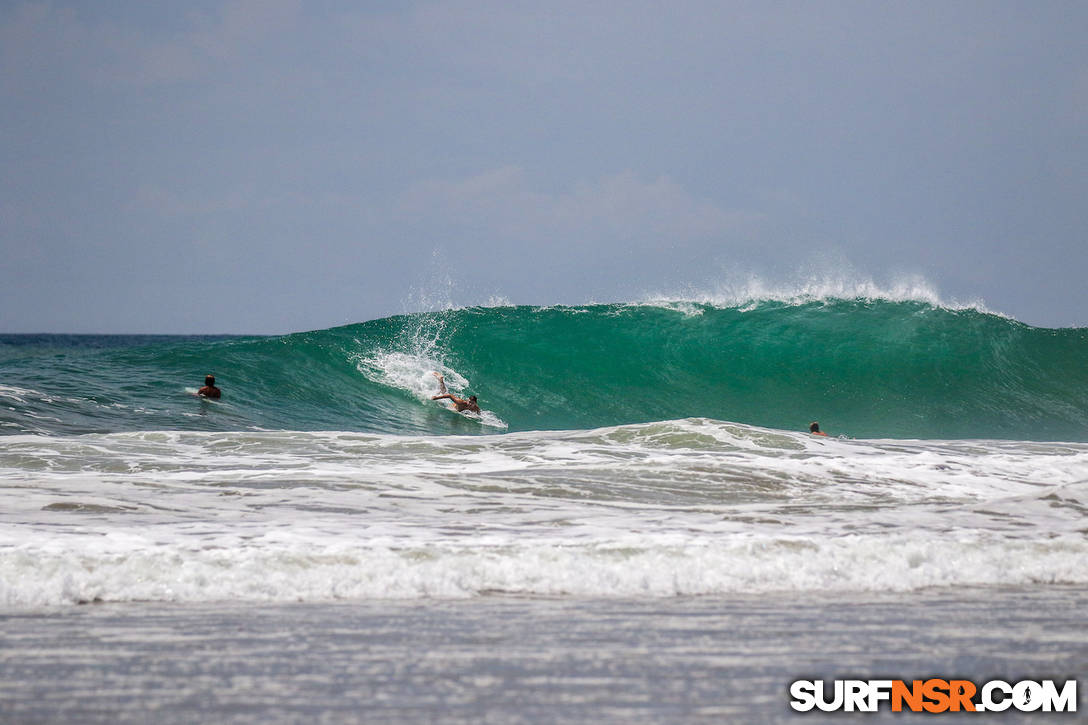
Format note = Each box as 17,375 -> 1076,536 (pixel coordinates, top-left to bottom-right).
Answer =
2,421 -> 1086,609
2,290 -> 1086,722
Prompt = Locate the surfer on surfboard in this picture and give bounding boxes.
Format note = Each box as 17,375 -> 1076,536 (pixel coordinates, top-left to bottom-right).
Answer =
431,372 -> 480,413
197,375 -> 221,399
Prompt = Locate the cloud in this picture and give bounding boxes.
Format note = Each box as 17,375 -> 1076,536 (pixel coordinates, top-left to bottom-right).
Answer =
398,167 -> 762,250
0,1 -> 301,92
1068,65 -> 1088,124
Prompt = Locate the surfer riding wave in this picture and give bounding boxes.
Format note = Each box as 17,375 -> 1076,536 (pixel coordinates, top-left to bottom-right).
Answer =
431,372 -> 480,413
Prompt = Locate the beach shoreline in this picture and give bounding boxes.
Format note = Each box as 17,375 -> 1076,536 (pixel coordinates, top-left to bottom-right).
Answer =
2,585 -> 1084,723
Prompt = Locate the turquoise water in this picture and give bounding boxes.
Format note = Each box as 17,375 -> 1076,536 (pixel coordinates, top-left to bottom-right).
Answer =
3,299 -> 1087,440
2,295 -> 1086,725
3,296 -> 1087,609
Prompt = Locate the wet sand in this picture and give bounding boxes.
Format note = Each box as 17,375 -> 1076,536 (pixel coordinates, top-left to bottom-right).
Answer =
1,586 -> 1085,723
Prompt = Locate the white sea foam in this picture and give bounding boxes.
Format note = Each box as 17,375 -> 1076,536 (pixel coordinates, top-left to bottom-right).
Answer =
637,273 -> 999,315
385,268 -> 1000,319
1,420 -> 1085,609
354,351 -> 507,428
0,385 -> 31,403
355,350 -> 463,402
2,532 -> 1086,608
0,385 -> 85,406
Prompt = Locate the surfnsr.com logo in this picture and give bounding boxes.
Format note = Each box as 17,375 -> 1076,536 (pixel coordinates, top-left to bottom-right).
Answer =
789,679 -> 1078,713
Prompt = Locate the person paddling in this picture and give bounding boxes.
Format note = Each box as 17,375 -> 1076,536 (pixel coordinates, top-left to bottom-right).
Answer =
197,375 -> 221,399
431,372 -> 480,413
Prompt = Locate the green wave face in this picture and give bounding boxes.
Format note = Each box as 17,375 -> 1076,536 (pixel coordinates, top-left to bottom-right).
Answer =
377,301 -> 1087,440
3,300 -> 1087,440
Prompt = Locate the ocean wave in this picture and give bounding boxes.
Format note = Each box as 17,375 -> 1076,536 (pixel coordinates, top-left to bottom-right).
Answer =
635,274 -> 999,316
1,299 -> 1086,439
3,533 -> 1085,608
2,421 -> 1085,609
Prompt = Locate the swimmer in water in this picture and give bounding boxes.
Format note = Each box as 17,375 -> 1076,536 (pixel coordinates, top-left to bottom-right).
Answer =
197,375 -> 221,399
431,372 -> 480,413
809,421 -> 828,436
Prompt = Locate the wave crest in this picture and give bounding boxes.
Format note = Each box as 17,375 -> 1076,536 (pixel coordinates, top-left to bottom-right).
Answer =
638,274 -> 996,315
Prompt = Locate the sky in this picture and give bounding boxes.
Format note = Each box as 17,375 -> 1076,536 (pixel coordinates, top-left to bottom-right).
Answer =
1,0 -> 1086,333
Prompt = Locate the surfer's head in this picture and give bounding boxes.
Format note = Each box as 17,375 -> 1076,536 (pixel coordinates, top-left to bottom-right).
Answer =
809,421 -> 820,433
205,375 -> 216,386
469,396 -> 477,403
